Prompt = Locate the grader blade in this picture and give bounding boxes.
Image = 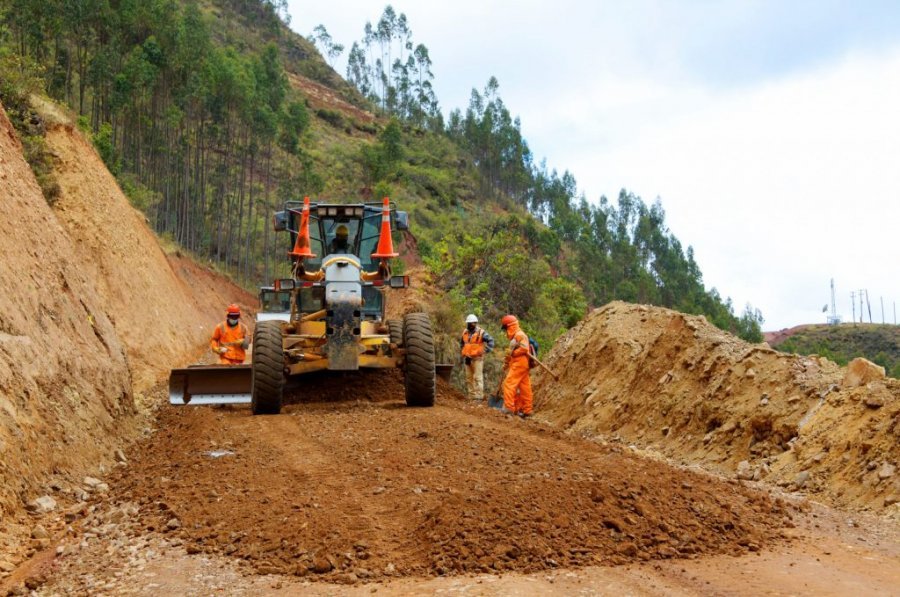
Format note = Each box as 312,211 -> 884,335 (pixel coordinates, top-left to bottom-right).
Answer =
169,365 -> 253,405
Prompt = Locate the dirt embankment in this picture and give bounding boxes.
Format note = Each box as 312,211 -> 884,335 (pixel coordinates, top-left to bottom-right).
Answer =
0,101 -> 252,519
46,124 -> 254,393
534,302 -> 900,510
0,102 -> 132,517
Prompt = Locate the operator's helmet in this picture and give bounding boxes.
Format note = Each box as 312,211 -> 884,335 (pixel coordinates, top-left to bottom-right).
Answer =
465,314 -> 478,324
336,224 -> 349,240
226,304 -> 241,317
500,314 -> 518,329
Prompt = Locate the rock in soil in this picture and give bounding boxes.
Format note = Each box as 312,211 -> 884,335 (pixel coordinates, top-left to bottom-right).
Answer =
26,495 -> 57,513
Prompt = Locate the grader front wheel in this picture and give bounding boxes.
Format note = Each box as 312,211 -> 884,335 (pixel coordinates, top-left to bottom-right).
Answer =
251,320 -> 285,415
403,313 -> 435,407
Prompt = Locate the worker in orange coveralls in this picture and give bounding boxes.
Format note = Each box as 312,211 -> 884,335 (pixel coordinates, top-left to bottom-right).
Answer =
210,304 -> 250,365
500,314 -> 533,418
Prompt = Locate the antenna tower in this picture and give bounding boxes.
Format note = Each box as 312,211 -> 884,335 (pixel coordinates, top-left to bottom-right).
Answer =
827,278 -> 841,325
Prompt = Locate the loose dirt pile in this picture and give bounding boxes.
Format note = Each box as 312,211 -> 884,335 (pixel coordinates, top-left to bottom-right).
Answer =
101,370 -> 791,584
534,302 -> 900,510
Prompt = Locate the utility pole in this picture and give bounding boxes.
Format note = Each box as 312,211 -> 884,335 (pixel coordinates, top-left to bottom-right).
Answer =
866,289 -> 873,323
851,291 -> 856,323
881,296 -> 885,324
858,289 -> 865,323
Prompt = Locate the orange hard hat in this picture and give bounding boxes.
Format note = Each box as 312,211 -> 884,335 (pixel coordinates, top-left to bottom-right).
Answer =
226,304 -> 241,316
500,314 -> 518,328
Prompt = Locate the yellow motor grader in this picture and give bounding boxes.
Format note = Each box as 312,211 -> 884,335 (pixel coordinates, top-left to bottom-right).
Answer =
168,197 -> 435,414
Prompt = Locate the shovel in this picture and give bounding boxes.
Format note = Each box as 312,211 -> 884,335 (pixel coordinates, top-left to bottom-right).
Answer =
487,374 -> 506,410
510,341 -> 559,381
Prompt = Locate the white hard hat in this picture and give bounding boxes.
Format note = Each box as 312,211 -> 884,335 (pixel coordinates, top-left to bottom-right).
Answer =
465,314 -> 478,324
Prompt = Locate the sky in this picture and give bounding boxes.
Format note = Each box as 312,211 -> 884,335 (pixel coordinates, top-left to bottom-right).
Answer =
286,0 -> 900,330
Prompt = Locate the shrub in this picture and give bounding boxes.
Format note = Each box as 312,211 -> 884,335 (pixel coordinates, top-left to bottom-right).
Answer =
76,115 -> 91,133
93,123 -> 120,175
315,108 -> 344,128
119,174 -> 162,212
0,51 -> 60,204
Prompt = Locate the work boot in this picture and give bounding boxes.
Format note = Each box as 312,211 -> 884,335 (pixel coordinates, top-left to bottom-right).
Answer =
517,412 -> 531,419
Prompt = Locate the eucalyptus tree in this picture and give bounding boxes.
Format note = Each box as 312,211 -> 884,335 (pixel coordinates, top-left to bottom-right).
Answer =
348,5 -> 436,119
309,24 -> 344,68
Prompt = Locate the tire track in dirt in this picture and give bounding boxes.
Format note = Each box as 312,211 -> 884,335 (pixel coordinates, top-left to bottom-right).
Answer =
107,370 -> 794,583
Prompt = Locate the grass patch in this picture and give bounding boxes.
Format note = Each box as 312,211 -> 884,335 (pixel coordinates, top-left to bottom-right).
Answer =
774,323 -> 900,378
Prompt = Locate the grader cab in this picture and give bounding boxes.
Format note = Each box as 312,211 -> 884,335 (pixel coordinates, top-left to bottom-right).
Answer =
168,197 -> 436,414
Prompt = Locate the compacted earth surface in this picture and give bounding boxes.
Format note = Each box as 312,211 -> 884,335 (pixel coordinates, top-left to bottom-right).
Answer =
2,371 -> 899,596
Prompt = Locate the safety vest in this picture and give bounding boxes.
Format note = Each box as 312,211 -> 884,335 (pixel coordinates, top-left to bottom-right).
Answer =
211,321 -> 248,362
461,327 -> 486,358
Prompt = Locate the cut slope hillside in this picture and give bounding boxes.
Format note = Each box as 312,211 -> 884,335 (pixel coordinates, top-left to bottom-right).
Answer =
0,102 -> 132,515
46,124 -> 254,393
534,302 -> 900,510
0,101 -> 253,519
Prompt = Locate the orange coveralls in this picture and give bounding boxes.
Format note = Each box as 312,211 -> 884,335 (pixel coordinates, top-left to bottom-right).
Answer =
502,322 -> 533,415
210,321 -> 248,365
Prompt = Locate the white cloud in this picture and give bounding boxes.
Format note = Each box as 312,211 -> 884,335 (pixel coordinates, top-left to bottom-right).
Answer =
554,47 -> 900,328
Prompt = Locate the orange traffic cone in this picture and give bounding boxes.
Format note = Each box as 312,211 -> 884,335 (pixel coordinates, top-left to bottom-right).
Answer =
371,197 -> 399,259
289,196 -> 316,259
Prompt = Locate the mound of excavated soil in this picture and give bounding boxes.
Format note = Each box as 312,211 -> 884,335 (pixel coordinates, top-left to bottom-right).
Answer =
106,370 -> 790,582
534,302 -> 900,510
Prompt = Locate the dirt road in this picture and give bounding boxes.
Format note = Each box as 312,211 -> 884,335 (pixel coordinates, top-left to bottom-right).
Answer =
5,371 -> 899,595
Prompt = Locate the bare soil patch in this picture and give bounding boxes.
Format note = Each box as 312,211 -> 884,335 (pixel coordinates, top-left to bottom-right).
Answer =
287,73 -> 375,125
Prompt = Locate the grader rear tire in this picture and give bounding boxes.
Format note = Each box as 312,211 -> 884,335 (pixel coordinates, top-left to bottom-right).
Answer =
251,320 -> 284,415
403,313 -> 435,407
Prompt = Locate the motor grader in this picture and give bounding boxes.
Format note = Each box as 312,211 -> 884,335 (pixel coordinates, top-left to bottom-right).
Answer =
168,197 -> 436,414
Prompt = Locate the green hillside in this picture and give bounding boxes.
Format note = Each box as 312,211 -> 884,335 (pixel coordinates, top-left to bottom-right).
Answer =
771,324 -> 900,379
0,0 -> 765,350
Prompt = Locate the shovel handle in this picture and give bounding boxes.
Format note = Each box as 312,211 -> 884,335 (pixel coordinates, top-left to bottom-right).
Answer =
509,341 -> 558,380
526,352 -> 558,380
